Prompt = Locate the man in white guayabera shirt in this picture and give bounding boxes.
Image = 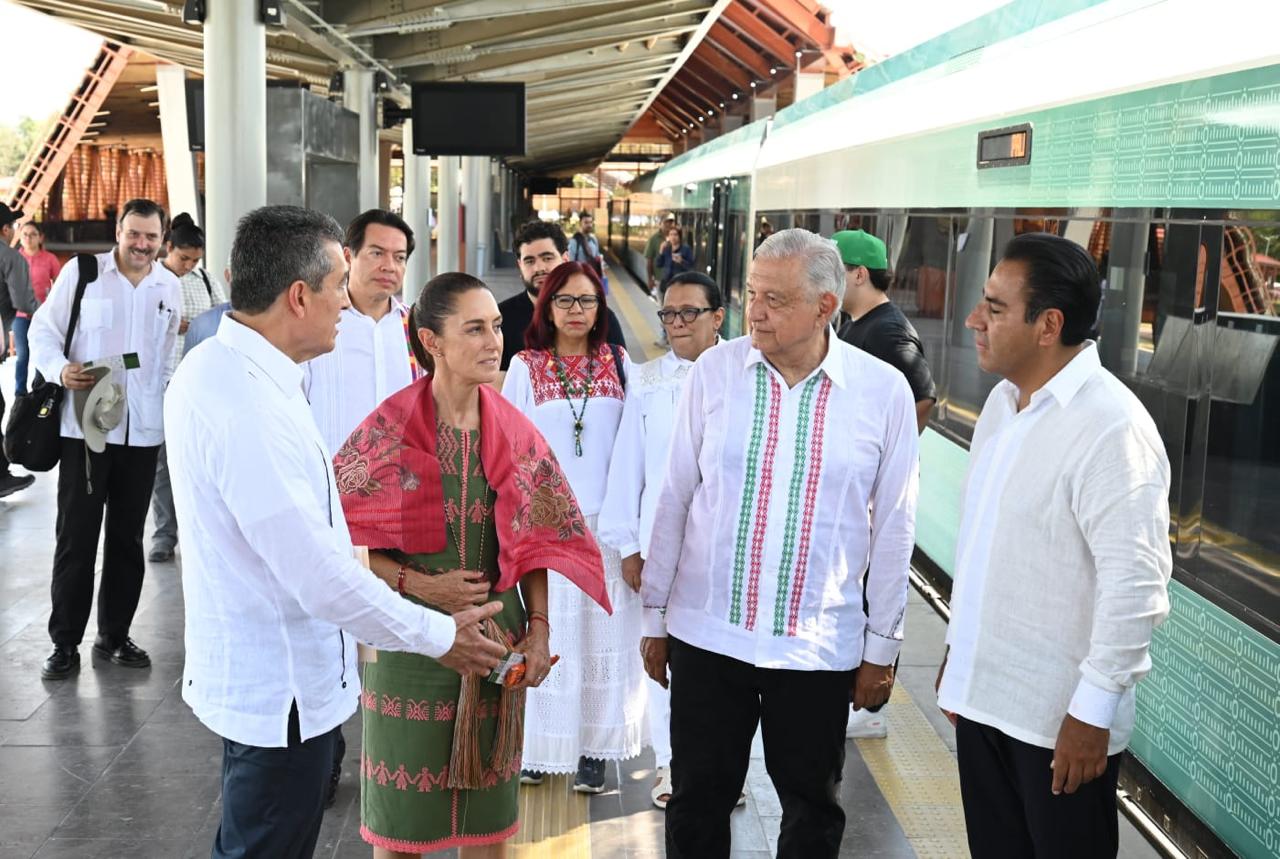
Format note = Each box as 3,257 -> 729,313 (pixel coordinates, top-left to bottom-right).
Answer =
165,205 -> 505,859
641,229 -> 919,859
936,233 -> 1172,859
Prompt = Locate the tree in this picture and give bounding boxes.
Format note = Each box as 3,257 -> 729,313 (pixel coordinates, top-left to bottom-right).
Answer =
0,116 -> 50,178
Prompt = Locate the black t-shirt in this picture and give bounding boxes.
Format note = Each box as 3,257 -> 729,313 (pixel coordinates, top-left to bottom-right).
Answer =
498,290 -> 628,370
837,302 -> 937,403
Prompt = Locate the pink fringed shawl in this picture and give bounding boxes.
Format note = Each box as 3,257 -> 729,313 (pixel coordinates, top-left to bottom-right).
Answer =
334,375 -> 611,614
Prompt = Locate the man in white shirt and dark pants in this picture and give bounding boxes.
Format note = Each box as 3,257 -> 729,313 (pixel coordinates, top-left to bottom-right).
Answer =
641,229 -> 919,858
936,233 -> 1172,858
165,205 -> 505,859
29,199 -> 181,680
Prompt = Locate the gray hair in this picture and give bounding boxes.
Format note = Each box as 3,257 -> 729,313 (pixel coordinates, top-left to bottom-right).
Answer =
754,228 -> 846,314
229,205 -> 344,314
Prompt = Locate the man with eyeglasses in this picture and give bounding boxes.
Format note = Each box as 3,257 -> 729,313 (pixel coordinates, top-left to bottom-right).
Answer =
599,271 -> 727,811
499,219 -> 627,373
302,208 -> 420,806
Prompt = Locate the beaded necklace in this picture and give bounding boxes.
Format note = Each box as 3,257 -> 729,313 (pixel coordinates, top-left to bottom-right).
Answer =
551,349 -> 594,456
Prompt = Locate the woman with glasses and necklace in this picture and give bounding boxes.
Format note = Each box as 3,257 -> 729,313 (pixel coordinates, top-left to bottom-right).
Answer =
501,260 -> 647,794
598,272 -> 727,809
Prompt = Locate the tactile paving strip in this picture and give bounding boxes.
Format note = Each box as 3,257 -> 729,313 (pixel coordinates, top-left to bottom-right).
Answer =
855,685 -> 970,858
511,773 -> 592,859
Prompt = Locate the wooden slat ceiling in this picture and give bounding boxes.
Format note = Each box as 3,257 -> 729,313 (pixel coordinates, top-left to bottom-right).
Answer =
16,0 -> 859,173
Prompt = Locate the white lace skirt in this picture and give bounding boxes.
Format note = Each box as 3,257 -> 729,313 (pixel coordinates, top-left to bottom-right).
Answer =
521,515 -> 649,772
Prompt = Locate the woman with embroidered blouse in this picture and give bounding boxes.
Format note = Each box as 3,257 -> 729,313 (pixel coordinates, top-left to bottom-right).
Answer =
336,272 -> 610,859
500,260 -> 648,794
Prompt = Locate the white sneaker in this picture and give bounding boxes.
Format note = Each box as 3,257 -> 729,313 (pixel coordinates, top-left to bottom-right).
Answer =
846,706 -> 888,739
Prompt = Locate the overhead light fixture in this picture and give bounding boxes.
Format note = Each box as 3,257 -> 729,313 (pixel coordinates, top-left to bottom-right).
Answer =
718,101 -> 725,107
770,68 -> 777,75
182,0 -> 205,23
329,71 -> 344,94
750,81 -> 757,88
708,108 -> 715,115
697,116 -> 703,122
731,93 -> 738,100
795,50 -> 802,59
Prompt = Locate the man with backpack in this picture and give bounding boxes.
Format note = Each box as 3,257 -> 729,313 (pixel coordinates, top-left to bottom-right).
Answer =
568,212 -> 605,280
28,198 -> 181,680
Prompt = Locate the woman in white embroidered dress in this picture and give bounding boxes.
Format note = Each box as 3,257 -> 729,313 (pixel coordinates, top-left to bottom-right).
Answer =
501,260 -> 647,793
597,271 -> 725,809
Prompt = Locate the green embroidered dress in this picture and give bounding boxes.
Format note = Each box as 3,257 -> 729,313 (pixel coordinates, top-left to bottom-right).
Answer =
359,424 -> 526,853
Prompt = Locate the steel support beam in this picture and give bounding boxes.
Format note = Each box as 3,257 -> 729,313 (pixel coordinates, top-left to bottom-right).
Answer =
205,0 -> 266,280
402,119 -> 432,303
343,68 -> 379,213
155,63 -> 201,227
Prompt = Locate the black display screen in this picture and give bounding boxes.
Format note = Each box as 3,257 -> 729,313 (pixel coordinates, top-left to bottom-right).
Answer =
976,123 -> 1032,168
410,82 -> 525,156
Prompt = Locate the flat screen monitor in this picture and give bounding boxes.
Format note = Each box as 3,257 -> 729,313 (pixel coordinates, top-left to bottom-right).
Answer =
409,82 -> 525,156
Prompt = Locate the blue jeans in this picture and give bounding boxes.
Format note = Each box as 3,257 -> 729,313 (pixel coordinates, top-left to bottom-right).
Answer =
11,315 -> 30,396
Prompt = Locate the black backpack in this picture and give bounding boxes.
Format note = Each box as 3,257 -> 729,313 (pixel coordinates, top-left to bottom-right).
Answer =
3,254 -> 98,471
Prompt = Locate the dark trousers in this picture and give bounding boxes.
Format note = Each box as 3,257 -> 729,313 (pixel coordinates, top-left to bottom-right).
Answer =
49,439 -> 159,647
956,716 -> 1122,859
666,637 -> 853,859
214,704 -> 339,859
0,379 -> 9,474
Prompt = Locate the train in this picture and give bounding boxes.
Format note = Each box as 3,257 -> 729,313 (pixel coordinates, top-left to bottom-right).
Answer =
607,1 -> 1280,857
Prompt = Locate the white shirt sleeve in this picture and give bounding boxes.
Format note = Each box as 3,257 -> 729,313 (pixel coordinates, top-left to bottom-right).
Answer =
598,385 -> 646,558
1066,422 -> 1172,729
640,359 -> 706,637
500,354 -> 535,415
862,374 -> 920,666
160,284 -> 181,387
28,256 -> 80,384
212,407 -> 457,657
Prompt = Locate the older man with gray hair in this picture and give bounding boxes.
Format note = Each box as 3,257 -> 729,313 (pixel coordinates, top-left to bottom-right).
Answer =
641,228 -> 920,858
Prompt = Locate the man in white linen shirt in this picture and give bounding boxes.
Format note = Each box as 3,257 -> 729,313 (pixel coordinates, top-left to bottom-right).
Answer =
641,229 -> 919,859
29,198 -> 181,681
304,208 -> 419,456
166,205 -> 505,859
935,233 -> 1172,859
303,208 -> 419,805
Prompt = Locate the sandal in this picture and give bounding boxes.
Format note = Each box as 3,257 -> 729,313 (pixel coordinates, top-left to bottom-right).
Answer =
651,766 -> 673,809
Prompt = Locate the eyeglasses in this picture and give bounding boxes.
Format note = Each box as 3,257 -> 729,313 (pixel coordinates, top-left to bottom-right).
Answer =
551,294 -> 600,311
657,307 -> 714,325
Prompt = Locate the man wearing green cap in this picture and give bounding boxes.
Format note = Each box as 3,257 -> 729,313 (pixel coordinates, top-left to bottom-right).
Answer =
832,229 -> 935,433
831,228 -> 936,742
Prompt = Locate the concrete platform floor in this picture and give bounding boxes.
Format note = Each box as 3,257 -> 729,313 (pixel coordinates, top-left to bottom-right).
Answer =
0,258 -> 1161,858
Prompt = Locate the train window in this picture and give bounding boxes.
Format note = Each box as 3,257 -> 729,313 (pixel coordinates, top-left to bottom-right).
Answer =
1191,215 -> 1280,630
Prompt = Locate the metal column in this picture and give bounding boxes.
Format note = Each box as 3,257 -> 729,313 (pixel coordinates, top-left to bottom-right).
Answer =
475,159 -> 493,276
343,69 -> 378,213
401,119 -> 431,305
155,64 -> 200,227
462,157 -> 479,274
204,0 -> 266,279
438,156 -> 460,273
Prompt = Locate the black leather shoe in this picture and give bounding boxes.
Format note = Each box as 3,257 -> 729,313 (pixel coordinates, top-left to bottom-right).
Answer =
92,636 -> 151,668
41,645 -> 80,680
325,762 -> 341,809
0,472 -> 35,499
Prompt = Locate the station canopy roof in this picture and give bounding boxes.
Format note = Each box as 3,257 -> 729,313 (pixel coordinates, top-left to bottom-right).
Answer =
16,0 -> 859,174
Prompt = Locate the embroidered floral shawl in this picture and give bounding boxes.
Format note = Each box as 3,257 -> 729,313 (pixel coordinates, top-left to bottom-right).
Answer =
335,375 -> 611,613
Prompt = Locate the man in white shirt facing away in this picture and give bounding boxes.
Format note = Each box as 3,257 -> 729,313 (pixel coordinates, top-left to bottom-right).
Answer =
29,198 -> 181,681
641,229 -> 919,858
305,208 -> 420,456
165,205 -> 506,859
936,233 -> 1172,859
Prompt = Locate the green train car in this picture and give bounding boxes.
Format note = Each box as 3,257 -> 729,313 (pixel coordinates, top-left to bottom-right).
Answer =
615,1 -> 1280,856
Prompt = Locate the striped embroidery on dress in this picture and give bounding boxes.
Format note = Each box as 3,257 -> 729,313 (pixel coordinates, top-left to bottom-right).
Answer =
730,364 -> 770,626
743,372 -> 783,631
771,375 -> 823,636
785,377 -> 832,636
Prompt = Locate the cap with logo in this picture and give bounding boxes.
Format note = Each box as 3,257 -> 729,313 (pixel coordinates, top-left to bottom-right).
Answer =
832,230 -> 888,270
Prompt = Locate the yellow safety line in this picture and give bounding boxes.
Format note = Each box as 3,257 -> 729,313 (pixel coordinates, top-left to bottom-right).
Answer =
605,263 -> 666,362
854,685 -> 970,858
510,774 -> 592,858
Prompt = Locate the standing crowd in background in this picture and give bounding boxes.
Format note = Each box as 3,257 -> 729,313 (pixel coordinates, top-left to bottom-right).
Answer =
0,197 -> 1172,859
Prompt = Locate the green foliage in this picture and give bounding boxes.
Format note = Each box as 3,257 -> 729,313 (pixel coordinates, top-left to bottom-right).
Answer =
0,115 -> 51,177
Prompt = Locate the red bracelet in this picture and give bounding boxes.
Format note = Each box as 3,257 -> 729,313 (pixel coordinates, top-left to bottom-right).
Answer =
528,614 -> 550,631
396,566 -> 407,596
